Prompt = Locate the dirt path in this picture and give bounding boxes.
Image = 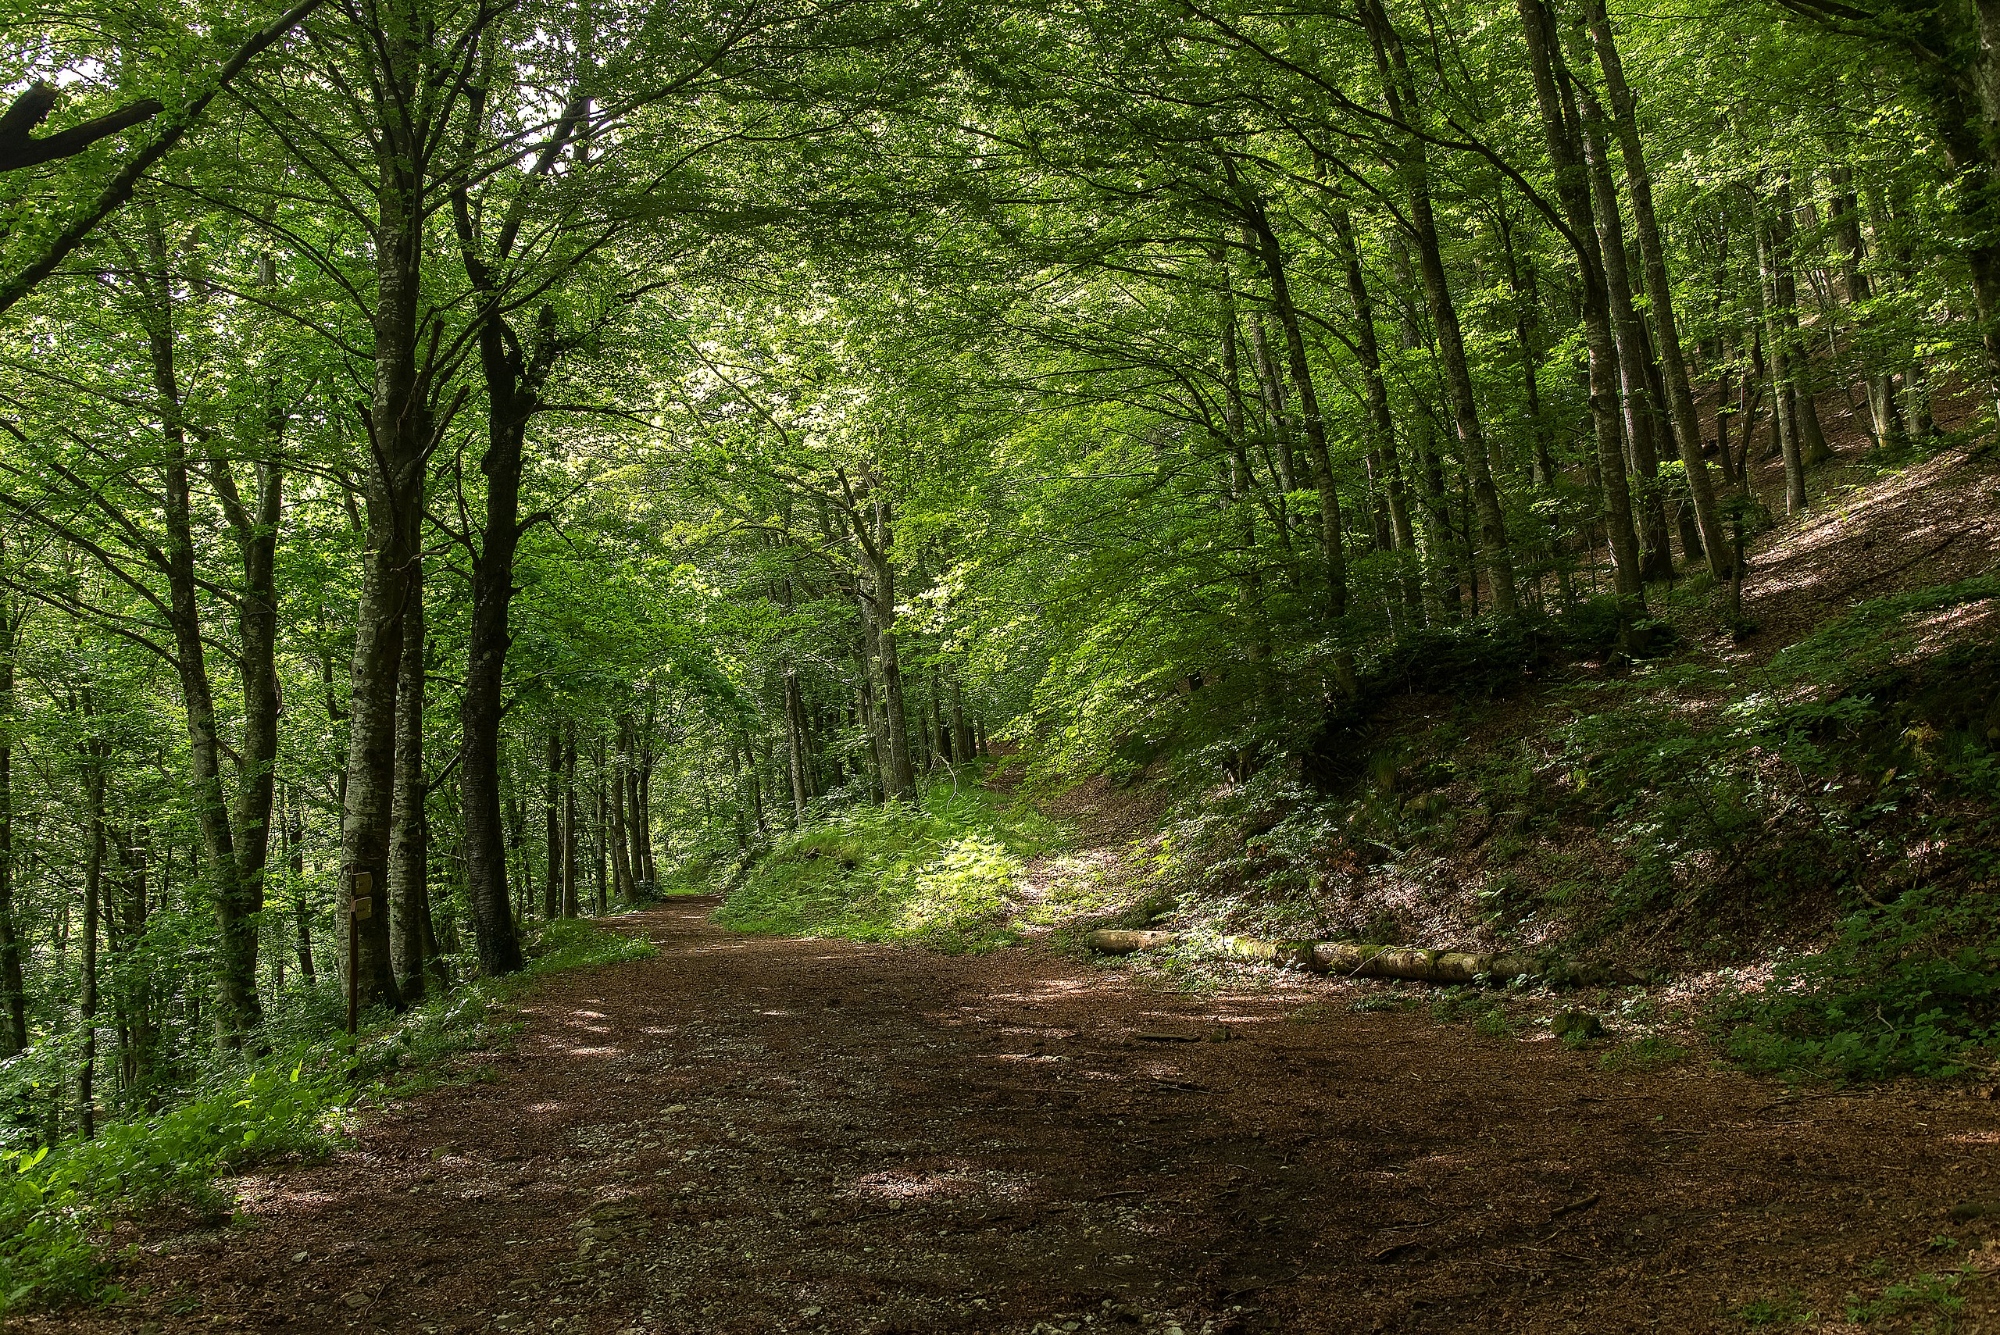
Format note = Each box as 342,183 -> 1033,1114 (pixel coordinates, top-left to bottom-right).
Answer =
29,903 -> 2000,1335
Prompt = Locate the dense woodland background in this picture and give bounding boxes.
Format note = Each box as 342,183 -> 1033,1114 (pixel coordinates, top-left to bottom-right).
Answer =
0,0 -> 1994,1224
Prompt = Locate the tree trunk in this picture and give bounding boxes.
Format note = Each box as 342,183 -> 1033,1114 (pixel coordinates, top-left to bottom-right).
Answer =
544,727 -> 561,920
562,726 -> 579,917
1582,0 -> 1732,577
111,829 -> 156,1103
1361,0 -> 1518,617
1577,85 -> 1674,582
79,755 -> 103,1138
1826,166 -> 1904,449
287,796 -> 314,985
783,668 -> 810,823
1518,0 -> 1645,605
142,218 -> 267,1040
388,557 -> 428,1002
1242,205 -> 1352,640
1387,238 -> 1461,621
611,720 -> 634,903
593,739 -> 608,915
949,678 -> 974,767
0,595 -> 24,1056
1756,210 -> 1809,514
626,757 -> 647,891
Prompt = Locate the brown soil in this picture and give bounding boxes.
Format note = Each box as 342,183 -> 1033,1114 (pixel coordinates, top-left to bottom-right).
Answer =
26,901 -> 2000,1335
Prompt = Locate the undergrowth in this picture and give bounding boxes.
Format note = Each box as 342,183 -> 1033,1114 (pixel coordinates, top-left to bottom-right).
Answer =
714,783 -> 1061,952
1720,889 -> 2000,1080
1143,572 -> 2000,1085
0,917 -> 652,1312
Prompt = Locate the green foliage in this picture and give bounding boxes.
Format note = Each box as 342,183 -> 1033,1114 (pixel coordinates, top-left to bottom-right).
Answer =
1721,889 -> 2000,1081
1552,575 -> 2000,923
0,920 -> 650,1312
714,784 -> 1060,953
1735,1290 -> 1816,1326
1843,1268 -> 1968,1328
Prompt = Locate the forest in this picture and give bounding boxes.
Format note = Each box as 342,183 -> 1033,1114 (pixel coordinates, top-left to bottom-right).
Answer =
0,0 -> 1997,1326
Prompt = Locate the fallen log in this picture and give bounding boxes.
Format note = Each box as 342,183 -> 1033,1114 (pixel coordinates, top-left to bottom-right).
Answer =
1086,929 -> 1183,954
1085,929 -> 1640,986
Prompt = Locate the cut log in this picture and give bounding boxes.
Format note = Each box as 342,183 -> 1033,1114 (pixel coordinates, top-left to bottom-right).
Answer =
1085,929 -> 1642,987
1085,929 -> 1182,954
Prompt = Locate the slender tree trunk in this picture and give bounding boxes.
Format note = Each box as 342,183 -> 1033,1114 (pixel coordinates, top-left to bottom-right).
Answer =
1361,0 -> 1517,616
1334,205 -> 1420,615
544,728 -> 561,920
1518,0 -> 1645,604
1756,211 -> 1810,514
853,509 -> 916,798
855,657 -> 885,803
562,726 -> 578,917
1577,84 -> 1674,581
610,720 -> 634,903
783,668 -> 810,823
1242,205 -> 1352,643
388,557 -> 428,1002
593,738 -> 608,915
112,829 -> 156,1102
1582,0 -> 1731,576
1388,238 -> 1460,621
79,754 -> 103,1138
287,796 -> 314,985
949,677 -> 974,765
141,219 -> 266,1040
0,595 -> 24,1056
1827,166 -> 1903,448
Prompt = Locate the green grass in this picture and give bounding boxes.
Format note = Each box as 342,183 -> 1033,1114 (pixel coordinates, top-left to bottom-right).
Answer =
713,784 -> 1062,952
0,917 -> 653,1313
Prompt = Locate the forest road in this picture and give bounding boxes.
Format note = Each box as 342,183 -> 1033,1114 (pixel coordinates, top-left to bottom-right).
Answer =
39,899 -> 2000,1335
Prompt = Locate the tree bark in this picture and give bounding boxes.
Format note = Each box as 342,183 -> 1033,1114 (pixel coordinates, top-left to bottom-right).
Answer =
456,331 -> 534,968
286,794 -> 314,985
1582,0 -> 1732,577
79,750 -> 103,1137
1241,204 -> 1352,636
544,727 -> 562,919
388,555 -> 429,1001
1387,237 -> 1461,621
1333,205 -> 1421,615
1756,211 -> 1810,514
1361,0 -> 1518,616
563,725 -> 579,917
0,592 -> 24,1056
1577,84 -> 1674,582
141,216 -> 266,1041
611,717 -> 635,901
1517,0 -> 1645,604
1826,166 -> 1903,448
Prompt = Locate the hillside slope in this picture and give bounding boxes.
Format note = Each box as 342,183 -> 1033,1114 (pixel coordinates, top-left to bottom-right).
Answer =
1049,431 -> 2000,1081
